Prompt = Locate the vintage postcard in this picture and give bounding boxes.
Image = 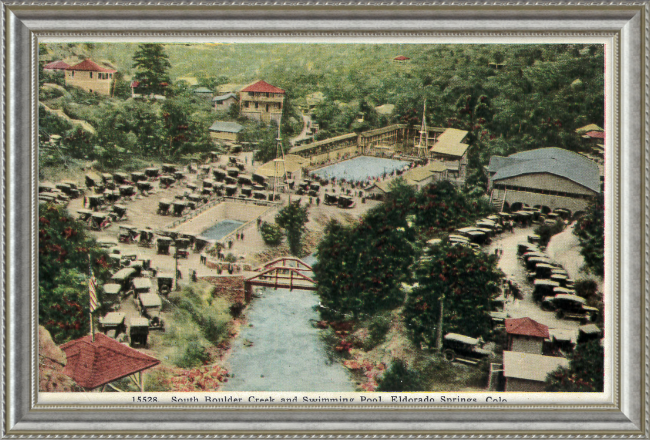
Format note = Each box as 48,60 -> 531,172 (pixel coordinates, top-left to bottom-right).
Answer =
35,40 -> 613,406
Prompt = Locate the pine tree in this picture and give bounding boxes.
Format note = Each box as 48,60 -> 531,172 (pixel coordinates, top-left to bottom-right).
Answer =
275,201 -> 309,256
132,43 -> 171,96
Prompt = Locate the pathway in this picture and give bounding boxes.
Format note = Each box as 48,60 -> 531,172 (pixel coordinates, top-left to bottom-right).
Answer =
486,226 -> 580,332
289,113 -> 313,146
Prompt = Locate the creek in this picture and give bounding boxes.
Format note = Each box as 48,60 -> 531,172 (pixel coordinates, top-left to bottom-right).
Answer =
220,256 -> 356,392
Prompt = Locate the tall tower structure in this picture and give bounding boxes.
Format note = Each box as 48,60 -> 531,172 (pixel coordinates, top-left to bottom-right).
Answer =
415,100 -> 430,158
272,124 -> 287,201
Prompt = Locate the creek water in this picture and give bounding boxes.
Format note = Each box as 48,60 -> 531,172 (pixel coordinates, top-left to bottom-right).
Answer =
220,256 -> 356,392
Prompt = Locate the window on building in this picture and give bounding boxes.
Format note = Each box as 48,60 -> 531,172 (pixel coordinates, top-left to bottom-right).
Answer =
110,73 -> 113,79
89,72 -> 93,79
266,104 -> 269,112
255,103 -> 258,109
71,71 -> 75,77
248,92 -> 254,96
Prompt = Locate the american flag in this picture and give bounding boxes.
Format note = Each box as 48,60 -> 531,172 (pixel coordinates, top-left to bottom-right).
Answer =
89,269 -> 98,313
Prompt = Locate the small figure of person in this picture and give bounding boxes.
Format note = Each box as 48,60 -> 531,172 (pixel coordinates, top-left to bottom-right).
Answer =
228,264 -> 234,275
316,197 -> 320,206
236,232 -> 240,240
241,232 -> 245,241
228,239 -> 233,249
177,268 -> 182,280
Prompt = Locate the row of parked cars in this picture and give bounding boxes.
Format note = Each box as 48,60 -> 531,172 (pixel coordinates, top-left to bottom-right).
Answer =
519,241 -> 599,324
39,181 -> 82,206
96,238 -> 174,347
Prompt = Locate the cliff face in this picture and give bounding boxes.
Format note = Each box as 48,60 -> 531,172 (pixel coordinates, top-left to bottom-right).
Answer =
39,325 -> 77,392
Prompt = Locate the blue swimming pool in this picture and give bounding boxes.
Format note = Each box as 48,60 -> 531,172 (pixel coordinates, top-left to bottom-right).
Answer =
310,156 -> 410,182
200,219 -> 244,241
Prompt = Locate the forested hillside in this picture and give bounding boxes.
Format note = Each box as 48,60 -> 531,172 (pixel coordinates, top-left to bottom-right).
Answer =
40,43 -> 604,175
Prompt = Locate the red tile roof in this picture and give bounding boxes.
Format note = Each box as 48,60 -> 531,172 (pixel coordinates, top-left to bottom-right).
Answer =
130,80 -> 141,88
505,317 -> 549,339
66,59 -> 116,73
240,80 -> 285,94
585,131 -> 605,139
43,60 -> 70,70
60,333 -> 159,389
394,55 -> 410,61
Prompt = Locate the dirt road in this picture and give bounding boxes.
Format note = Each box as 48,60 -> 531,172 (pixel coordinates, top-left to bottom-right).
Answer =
486,226 -> 581,333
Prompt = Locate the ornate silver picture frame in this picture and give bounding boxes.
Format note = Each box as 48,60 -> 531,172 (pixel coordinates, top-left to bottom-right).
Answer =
3,2 -> 648,437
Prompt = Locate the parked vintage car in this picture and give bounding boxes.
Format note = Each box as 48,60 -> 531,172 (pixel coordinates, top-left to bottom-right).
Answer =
99,312 -> 126,339
442,333 -> 491,363
129,317 -> 150,347
541,294 -> 599,323
138,293 -> 164,331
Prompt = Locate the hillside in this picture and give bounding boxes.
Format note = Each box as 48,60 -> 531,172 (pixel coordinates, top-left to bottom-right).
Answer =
40,43 -> 605,179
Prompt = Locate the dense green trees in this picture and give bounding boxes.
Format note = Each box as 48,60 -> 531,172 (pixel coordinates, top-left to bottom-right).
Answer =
39,204 -> 111,344
275,201 -> 310,256
574,195 -> 605,277
132,44 -> 171,96
313,179 -> 497,321
313,182 -> 418,319
546,340 -> 604,392
404,243 -> 504,347
412,181 -> 493,235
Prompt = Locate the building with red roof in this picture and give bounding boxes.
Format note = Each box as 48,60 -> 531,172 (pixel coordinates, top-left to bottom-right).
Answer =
584,131 -> 605,139
61,333 -> 160,391
393,55 -> 410,62
64,59 -> 117,96
505,317 -> 549,355
239,80 -> 285,124
43,60 -> 70,71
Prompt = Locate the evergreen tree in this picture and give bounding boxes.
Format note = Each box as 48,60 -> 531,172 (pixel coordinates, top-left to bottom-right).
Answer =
313,183 -> 418,319
404,242 -> 503,347
132,43 -> 171,96
275,201 -> 309,256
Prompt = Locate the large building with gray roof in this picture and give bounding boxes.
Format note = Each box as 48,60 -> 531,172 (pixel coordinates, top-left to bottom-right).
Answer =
486,147 -> 601,215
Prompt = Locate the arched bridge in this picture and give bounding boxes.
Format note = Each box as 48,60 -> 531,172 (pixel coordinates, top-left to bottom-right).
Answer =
244,257 -> 316,302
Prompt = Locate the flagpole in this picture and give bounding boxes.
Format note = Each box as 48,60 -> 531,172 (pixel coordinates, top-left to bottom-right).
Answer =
89,256 -> 94,342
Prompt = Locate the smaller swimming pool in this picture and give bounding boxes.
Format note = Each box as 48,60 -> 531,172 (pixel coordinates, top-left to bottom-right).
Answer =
200,219 -> 244,241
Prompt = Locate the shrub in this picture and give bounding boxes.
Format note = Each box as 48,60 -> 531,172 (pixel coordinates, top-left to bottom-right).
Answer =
202,316 -> 229,345
224,253 -> 237,263
363,314 -> 391,350
229,302 -> 245,318
175,341 -> 210,369
376,359 -> 424,392
260,221 -> 283,246
574,279 -> 599,299
574,195 -> 604,277
534,220 -> 565,247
